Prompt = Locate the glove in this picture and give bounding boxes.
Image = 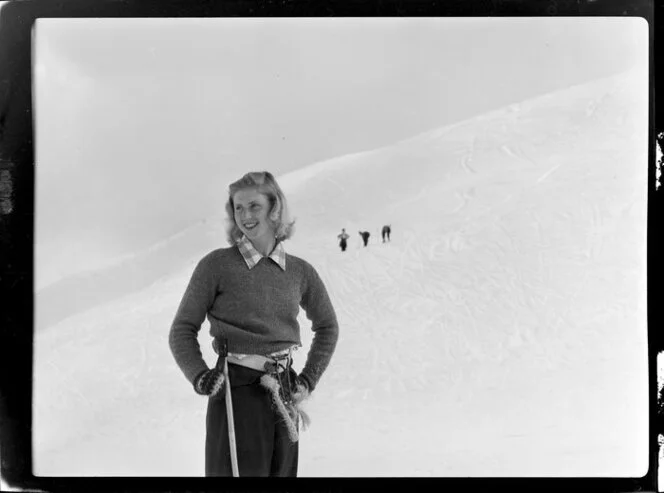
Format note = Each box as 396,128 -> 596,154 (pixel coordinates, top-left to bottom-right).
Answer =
193,368 -> 225,397
292,374 -> 311,403
292,374 -> 312,430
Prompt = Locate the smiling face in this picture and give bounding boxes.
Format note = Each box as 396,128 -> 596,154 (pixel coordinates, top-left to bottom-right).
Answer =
232,188 -> 277,252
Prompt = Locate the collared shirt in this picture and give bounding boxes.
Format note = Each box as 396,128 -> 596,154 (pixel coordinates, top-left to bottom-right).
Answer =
236,235 -> 287,271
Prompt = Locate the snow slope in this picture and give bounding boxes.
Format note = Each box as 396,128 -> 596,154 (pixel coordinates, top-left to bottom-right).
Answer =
33,68 -> 649,477
34,218 -> 229,332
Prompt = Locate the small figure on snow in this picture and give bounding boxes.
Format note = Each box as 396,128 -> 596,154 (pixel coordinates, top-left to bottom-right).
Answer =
359,230 -> 370,247
337,228 -> 350,252
381,225 -> 391,243
170,171 -> 339,477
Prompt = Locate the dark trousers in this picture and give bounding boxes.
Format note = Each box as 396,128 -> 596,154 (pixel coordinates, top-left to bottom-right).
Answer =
205,363 -> 299,477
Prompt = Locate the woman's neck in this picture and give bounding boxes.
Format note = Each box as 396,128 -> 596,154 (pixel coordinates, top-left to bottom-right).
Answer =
251,236 -> 276,257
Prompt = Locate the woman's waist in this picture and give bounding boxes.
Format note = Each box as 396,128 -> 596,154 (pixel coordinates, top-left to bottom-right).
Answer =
226,348 -> 297,373
228,345 -> 295,359
209,317 -> 300,340
209,322 -> 300,356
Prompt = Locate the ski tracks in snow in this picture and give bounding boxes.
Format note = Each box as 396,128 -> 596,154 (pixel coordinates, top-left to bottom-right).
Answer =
312,235 -> 442,397
536,163 -> 562,185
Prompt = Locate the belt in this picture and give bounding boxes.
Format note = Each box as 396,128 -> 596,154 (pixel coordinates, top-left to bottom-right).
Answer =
227,353 -> 291,374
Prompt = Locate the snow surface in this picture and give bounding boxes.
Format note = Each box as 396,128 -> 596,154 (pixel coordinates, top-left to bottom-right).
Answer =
33,69 -> 649,477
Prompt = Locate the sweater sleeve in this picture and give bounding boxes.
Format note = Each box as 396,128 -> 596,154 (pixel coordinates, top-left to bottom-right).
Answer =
169,254 -> 218,384
299,264 -> 339,392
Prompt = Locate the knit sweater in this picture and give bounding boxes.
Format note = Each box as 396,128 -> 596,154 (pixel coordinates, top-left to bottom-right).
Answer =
169,246 -> 339,392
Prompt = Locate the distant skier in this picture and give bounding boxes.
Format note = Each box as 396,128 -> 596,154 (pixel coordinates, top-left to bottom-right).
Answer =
359,231 -> 370,247
381,225 -> 391,243
337,228 -> 350,252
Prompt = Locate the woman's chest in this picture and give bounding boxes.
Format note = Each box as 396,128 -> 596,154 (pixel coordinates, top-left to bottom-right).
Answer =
217,270 -> 302,311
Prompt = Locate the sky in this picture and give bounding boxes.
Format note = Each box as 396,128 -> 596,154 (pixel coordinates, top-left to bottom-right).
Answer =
32,16 -> 648,287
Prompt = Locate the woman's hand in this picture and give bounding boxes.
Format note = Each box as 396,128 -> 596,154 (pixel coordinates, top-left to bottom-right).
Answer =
293,374 -> 311,402
193,368 -> 225,396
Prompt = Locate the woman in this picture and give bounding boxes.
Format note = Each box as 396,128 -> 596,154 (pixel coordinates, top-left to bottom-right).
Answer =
169,171 -> 339,477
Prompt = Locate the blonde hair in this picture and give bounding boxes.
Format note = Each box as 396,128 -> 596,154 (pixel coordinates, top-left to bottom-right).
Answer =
224,171 -> 296,245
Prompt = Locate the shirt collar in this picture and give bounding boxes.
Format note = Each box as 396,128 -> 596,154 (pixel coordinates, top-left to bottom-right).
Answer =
236,235 -> 286,271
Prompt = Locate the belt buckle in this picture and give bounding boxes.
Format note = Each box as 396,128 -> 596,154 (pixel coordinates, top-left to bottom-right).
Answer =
264,353 -> 290,374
